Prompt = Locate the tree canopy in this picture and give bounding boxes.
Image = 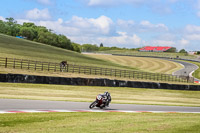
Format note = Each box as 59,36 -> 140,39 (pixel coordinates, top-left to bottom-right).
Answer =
0,18 -> 80,52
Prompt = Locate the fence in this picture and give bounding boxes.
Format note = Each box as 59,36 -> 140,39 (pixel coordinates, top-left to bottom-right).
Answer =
0,57 -> 194,83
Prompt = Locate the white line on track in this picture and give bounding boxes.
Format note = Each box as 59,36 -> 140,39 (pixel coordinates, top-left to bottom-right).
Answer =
0,110 -> 200,114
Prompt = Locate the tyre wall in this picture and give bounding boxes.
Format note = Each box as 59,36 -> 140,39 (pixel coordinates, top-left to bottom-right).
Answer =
0,73 -> 200,91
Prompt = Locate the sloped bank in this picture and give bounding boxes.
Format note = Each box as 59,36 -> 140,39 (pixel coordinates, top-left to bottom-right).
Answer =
0,73 -> 200,91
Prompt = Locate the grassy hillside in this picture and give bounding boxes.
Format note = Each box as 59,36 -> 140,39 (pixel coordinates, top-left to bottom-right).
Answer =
0,34 -> 183,75
0,34 -> 133,70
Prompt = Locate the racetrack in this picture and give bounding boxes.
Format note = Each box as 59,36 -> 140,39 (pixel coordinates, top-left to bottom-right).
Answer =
172,60 -> 198,76
1,99 -> 200,113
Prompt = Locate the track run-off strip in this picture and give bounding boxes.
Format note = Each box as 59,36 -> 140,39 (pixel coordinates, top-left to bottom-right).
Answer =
0,110 -> 200,114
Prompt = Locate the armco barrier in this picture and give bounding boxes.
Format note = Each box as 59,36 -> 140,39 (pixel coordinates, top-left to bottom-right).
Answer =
0,74 -> 200,91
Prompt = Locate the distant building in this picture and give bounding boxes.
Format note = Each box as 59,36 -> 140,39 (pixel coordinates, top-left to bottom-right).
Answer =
139,46 -> 172,52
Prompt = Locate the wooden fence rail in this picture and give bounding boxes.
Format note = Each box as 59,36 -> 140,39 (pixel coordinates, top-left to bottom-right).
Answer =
0,57 -> 194,83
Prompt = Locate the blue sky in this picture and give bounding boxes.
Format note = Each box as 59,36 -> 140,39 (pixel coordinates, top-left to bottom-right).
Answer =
1,0 -> 200,51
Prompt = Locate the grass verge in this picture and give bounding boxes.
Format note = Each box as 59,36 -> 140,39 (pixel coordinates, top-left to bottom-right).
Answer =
0,83 -> 200,106
86,53 -> 183,74
0,112 -> 200,133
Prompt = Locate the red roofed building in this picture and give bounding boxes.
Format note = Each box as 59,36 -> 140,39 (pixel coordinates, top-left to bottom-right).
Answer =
139,46 -> 172,52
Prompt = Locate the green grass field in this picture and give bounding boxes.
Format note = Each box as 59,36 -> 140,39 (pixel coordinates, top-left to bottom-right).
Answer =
87,54 -> 183,74
1,83 -> 200,106
0,112 -> 200,133
97,50 -> 196,59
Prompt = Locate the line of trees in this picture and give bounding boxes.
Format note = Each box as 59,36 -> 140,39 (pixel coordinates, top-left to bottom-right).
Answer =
0,17 -> 81,52
81,43 -> 141,52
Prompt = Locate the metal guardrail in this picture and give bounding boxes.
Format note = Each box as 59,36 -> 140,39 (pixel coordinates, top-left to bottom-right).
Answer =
0,57 -> 194,83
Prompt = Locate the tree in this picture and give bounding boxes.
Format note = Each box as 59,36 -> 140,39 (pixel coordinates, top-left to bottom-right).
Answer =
0,20 -> 7,34
5,17 -> 20,36
19,27 -> 35,40
166,47 -> 177,53
81,44 -> 99,52
57,34 -> 73,50
0,17 -> 81,52
72,43 -> 81,53
179,49 -> 187,53
100,43 -> 103,47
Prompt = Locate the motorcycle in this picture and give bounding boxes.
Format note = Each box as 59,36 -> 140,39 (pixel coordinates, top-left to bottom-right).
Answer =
89,94 -> 110,109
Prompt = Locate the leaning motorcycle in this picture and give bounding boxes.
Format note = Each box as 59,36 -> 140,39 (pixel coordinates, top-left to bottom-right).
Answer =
89,94 -> 108,109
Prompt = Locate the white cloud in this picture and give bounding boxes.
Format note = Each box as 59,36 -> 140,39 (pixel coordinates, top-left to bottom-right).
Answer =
185,25 -> 200,33
117,19 -> 168,33
65,15 -> 115,36
0,16 -> 5,21
178,38 -> 189,46
140,20 -> 168,31
25,8 -> 51,20
151,40 -> 176,46
100,32 -> 142,46
185,34 -> 200,40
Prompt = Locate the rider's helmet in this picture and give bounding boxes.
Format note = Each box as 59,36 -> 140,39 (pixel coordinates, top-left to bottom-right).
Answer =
104,91 -> 109,96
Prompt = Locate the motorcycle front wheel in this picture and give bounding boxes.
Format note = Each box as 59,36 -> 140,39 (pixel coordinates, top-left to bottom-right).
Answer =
89,101 -> 97,109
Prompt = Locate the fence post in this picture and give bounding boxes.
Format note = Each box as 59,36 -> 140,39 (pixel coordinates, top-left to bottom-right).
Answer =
35,61 -> 37,70
73,64 -> 75,73
79,65 -> 81,73
28,60 -> 30,70
41,62 -> 43,71
84,66 -> 86,74
54,63 -> 57,72
13,58 -> 15,69
48,63 -> 50,71
5,57 -> 7,68
21,59 -> 23,69
67,64 -> 69,72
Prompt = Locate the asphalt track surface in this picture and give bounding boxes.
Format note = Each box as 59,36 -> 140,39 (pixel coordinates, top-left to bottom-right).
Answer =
171,60 -> 199,77
0,99 -> 200,113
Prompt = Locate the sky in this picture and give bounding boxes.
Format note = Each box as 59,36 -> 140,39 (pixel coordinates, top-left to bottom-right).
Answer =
1,0 -> 200,51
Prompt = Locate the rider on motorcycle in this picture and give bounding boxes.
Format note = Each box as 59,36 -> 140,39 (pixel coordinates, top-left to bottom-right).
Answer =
101,91 -> 111,107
